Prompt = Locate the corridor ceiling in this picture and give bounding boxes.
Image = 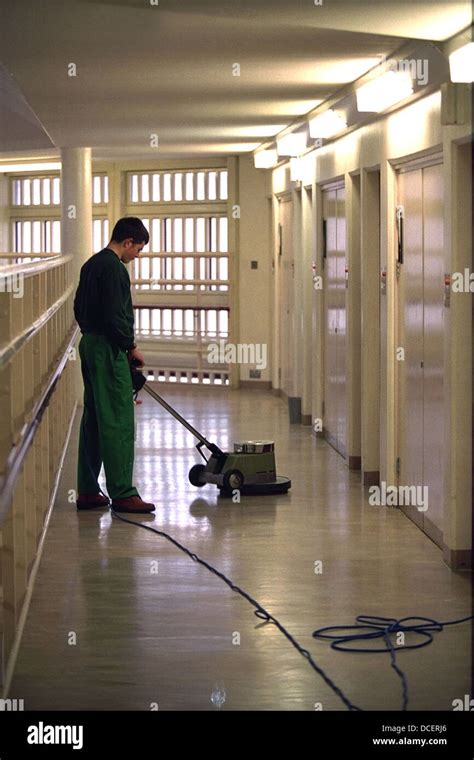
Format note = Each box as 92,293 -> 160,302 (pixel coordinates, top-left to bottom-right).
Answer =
0,0 -> 470,158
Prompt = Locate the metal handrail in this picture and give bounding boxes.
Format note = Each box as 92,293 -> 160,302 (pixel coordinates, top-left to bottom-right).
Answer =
0,286 -> 74,369
0,253 -> 71,279
0,252 -> 61,259
0,324 -> 79,526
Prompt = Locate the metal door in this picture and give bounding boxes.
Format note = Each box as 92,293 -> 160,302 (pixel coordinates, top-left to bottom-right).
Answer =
323,184 -> 346,457
397,162 -> 444,538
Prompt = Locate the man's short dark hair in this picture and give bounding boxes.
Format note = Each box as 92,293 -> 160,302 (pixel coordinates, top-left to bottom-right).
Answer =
111,217 -> 149,245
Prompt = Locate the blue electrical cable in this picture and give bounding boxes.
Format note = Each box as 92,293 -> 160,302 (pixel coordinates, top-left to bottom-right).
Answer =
312,614 -> 474,710
111,508 -> 363,711
111,509 -> 473,712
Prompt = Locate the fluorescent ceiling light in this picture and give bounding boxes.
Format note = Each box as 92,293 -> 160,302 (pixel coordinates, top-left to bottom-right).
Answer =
276,132 -> 307,157
356,71 -> 413,113
449,42 -> 474,83
309,110 -> 347,138
0,162 -> 61,173
254,149 -> 278,169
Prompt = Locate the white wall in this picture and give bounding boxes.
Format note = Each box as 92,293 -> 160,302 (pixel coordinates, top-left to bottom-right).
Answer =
269,88 -> 472,565
237,155 -> 273,384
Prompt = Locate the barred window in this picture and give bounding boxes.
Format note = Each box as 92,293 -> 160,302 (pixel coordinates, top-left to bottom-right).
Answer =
132,215 -> 229,293
12,218 -> 61,259
11,174 -> 108,207
134,307 -> 229,339
128,170 -> 228,203
11,176 -> 61,207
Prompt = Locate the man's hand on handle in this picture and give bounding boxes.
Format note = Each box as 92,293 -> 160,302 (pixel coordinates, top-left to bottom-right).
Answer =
128,347 -> 145,368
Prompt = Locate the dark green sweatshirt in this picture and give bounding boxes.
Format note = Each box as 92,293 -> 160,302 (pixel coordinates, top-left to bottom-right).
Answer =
73,247 -> 135,352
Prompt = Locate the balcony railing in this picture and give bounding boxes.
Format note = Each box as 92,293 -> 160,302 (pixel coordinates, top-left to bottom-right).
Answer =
0,254 -> 78,695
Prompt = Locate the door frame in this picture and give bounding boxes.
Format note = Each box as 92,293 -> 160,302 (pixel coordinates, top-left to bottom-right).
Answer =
276,192 -> 293,399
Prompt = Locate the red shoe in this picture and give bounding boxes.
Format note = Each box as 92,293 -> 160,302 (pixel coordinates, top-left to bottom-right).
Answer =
111,495 -> 155,513
76,493 -> 110,510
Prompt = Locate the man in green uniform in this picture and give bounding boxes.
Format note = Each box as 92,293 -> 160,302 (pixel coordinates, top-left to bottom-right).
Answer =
74,217 -> 155,513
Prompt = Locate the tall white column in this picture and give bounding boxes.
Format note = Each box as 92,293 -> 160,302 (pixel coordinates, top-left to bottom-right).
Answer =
0,173 -> 10,253
60,147 -> 92,280
60,147 -> 92,401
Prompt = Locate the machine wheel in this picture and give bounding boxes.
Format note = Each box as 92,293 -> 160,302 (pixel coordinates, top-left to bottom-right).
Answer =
189,464 -> 206,487
222,469 -> 244,492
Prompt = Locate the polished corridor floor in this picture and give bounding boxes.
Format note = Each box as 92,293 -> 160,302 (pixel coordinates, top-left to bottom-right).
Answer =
9,387 -> 472,711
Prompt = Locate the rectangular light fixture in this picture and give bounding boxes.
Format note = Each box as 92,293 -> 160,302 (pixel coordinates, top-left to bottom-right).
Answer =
276,131 -> 307,156
356,70 -> 413,112
449,42 -> 474,83
309,109 -> 347,138
254,149 -> 278,169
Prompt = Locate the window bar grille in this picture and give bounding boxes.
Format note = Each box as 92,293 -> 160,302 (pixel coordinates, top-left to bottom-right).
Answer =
42,178 -> 51,205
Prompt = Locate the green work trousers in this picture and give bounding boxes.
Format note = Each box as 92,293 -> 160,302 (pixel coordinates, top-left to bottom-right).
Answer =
77,333 -> 139,499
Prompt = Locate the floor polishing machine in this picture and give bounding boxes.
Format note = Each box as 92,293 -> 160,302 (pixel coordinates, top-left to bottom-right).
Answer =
130,359 -> 291,497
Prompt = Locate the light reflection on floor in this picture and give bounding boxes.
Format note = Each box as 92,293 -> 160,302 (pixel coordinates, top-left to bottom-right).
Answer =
7,385 -> 473,711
